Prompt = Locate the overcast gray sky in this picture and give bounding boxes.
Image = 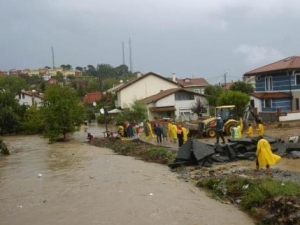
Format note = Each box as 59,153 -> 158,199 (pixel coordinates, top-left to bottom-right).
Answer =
1,0 -> 300,84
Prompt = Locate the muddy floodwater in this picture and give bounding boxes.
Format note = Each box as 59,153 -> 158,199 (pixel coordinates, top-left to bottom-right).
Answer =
0,124 -> 255,225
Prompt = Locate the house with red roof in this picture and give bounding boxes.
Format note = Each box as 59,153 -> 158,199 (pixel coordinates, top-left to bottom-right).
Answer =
15,90 -> 43,107
141,88 -> 208,121
244,56 -> 300,114
176,77 -> 210,94
83,91 -> 102,104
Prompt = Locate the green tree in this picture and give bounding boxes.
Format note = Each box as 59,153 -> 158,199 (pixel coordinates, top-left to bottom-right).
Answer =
102,78 -> 119,91
97,63 -> 114,78
204,85 -> 224,107
0,89 -> 23,134
230,81 -> 254,95
114,100 -> 148,124
216,90 -> 250,117
40,85 -> 86,142
56,71 -> 64,82
86,65 -> 97,76
21,105 -> 44,134
75,66 -> 83,71
0,75 -> 28,94
86,79 -> 101,93
115,64 -> 129,76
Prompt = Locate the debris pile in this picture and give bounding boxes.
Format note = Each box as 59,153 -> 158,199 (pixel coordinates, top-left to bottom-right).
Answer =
168,136 -> 300,169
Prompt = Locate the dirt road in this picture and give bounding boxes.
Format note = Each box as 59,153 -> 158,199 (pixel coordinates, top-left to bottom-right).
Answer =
0,127 -> 254,225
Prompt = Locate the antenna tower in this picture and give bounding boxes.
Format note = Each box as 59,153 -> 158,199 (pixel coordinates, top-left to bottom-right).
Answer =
129,38 -> 133,72
122,42 -> 125,65
51,46 -> 55,68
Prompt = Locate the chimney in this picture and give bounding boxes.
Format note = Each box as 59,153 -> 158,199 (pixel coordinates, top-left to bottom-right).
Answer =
172,73 -> 176,82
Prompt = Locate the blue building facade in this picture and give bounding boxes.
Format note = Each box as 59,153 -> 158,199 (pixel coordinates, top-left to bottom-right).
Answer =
244,56 -> 300,114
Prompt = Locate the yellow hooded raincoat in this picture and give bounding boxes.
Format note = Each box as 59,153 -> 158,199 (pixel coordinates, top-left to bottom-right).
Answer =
256,138 -> 281,167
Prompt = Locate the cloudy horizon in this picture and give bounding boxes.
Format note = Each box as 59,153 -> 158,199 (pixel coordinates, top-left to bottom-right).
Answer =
1,0 -> 299,84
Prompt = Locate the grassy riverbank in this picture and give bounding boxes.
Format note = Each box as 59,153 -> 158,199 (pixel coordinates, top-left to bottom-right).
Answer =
90,137 -> 300,225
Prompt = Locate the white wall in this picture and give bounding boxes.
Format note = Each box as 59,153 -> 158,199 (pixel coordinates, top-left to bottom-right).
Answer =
279,112 -> 300,122
16,94 -> 42,106
118,75 -> 178,108
250,96 -> 261,112
148,94 -> 208,120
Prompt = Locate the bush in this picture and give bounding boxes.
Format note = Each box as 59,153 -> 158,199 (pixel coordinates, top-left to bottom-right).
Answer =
0,137 -> 9,155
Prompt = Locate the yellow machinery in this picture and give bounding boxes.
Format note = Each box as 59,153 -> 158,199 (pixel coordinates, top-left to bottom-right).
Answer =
200,105 -> 242,138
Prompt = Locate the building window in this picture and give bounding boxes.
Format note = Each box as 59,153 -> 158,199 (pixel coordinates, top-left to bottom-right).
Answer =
180,111 -> 192,117
194,89 -> 200,93
264,99 -> 272,108
265,76 -> 273,91
296,98 -> 299,110
296,74 -> 300,85
175,92 -> 194,101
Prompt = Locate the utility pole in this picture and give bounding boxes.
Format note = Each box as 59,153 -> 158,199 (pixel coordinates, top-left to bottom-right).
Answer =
129,38 -> 133,72
51,46 -> 55,68
122,42 -> 125,65
224,71 -> 227,90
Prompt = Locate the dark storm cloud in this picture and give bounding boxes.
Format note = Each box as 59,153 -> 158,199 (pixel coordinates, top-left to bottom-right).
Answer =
1,0 -> 300,84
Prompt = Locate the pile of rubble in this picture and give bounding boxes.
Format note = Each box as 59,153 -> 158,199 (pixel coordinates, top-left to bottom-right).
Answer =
168,136 -> 300,169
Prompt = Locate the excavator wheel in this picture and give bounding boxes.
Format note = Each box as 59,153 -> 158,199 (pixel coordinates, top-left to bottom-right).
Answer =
225,122 -> 236,135
206,128 -> 216,138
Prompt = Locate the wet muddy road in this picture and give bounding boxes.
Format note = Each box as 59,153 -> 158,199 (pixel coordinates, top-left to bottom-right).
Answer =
0,124 -> 254,225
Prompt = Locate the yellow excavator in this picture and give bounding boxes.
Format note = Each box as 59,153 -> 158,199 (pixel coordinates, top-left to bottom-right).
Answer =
197,105 -> 259,138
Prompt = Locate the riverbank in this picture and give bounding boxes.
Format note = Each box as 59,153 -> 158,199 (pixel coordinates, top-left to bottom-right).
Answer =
89,134 -> 300,225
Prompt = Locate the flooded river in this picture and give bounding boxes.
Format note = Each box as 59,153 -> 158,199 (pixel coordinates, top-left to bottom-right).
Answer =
0,123 -> 254,225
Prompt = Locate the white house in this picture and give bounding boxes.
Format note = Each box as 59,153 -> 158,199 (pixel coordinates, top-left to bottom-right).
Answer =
115,72 -> 180,108
15,90 -> 43,107
141,88 -> 208,121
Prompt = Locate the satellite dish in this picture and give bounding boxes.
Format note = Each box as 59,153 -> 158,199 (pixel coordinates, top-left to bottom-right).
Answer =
100,108 -> 105,114
120,80 -> 123,83
93,102 -> 96,107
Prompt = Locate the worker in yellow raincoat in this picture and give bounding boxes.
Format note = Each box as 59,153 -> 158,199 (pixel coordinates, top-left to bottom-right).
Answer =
236,123 -> 242,138
255,136 -> 281,175
246,123 -> 253,137
147,121 -> 155,138
182,125 -> 188,143
167,121 -> 173,139
257,119 -> 264,136
118,125 -> 124,137
170,122 -> 177,143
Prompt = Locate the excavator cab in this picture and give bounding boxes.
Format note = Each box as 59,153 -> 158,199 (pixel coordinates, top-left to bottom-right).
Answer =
215,105 -> 236,123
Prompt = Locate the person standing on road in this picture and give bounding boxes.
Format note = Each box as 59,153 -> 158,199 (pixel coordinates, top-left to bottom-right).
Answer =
246,123 -> 253,137
182,125 -> 188,143
215,115 -> 225,144
167,121 -> 173,140
162,122 -> 168,142
257,119 -> 265,136
255,136 -> 281,175
170,122 -> 178,143
177,124 -> 184,147
154,123 -> 163,143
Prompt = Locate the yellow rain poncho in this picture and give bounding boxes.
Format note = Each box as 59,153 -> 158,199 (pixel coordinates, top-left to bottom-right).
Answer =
237,125 -> 242,138
167,122 -> 173,138
170,124 -> 177,141
182,127 -> 188,142
246,126 -> 253,137
147,122 -> 155,138
257,123 -> 264,136
256,138 -> 281,167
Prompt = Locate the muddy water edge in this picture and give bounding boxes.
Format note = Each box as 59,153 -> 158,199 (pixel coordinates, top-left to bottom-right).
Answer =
0,130 -> 254,225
